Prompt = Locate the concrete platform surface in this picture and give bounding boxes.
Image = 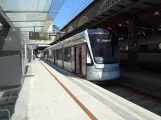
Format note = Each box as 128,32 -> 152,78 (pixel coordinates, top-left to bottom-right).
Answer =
11,60 -> 161,120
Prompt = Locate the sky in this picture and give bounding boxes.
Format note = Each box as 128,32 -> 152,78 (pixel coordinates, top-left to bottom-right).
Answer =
52,0 -> 93,29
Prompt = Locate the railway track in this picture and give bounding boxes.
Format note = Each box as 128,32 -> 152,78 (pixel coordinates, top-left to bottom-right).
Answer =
101,84 -> 161,116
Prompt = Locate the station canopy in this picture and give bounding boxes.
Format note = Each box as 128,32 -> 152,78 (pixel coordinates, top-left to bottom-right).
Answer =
0,0 -> 65,43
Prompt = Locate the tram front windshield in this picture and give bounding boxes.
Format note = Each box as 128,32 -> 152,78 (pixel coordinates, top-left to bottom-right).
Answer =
89,32 -> 119,64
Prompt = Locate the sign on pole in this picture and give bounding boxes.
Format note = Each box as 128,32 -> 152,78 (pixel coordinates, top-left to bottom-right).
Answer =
29,32 -> 50,40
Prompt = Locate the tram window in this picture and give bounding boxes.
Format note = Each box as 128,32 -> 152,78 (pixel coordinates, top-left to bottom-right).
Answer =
88,32 -> 119,64
52,50 -> 54,56
64,47 -> 71,62
57,49 -> 62,60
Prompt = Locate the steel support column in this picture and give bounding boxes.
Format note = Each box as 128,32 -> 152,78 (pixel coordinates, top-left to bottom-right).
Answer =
31,45 -> 33,61
24,43 -> 28,64
127,18 -> 138,69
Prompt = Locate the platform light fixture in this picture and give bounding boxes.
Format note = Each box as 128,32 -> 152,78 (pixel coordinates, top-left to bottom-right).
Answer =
107,27 -> 112,30
118,24 -> 122,27
154,10 -> 160,16
124,20 -> 129,24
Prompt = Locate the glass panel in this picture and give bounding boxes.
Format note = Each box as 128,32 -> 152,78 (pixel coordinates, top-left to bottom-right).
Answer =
88,29 -> 119,64
34,22 -> 44,26
42,20 -> 52,32
49,13 -> 57,20
6,13 -> 48,21
23,34 -> 29,39
38,0 -> 52,11
13,22 -> 34,27
12,22 -> 44,27
21,27 -> 34,32
64,47 -> 71,62
35,27 -> 42,32
21,32 -> 29,35
0,0 -> 64,44
50,0 -> 65,12
0,0 -> 52,11
56,49 -> 62,60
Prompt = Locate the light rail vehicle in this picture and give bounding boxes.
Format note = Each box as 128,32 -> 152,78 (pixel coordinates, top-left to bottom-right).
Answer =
44,29 -> 120,81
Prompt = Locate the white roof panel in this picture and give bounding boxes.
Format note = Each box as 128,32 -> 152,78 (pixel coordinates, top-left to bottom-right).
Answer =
6,13 -> 48,21
0,0 -> 52,11
35,27 -> 43,32
21,27 -> 34,32
0,0 -> 65,44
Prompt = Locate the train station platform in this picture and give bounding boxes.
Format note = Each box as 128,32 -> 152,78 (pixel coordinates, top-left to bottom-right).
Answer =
11,60 -> 161,120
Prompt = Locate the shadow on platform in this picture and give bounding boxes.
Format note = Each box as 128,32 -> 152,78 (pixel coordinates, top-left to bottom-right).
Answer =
0,90 -> 19,120
24,74 -> 35,78
42,60 -> 83,79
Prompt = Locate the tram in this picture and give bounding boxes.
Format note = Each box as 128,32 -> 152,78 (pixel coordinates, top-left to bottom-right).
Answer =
120,27 -> 161,68
44,29 -> 120,81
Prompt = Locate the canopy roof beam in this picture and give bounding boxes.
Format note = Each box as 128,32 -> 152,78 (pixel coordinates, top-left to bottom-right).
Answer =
9,20 -> 46,22
16,26 -> 43,28
0,11 -> 58,13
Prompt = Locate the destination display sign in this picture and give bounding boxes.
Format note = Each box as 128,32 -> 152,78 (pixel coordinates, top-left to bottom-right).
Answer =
29,32 -> 50,40
97,39 -> 111,43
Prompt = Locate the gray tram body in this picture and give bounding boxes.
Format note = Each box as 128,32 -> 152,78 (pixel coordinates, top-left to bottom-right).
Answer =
44,29 -> 120,81
120,35 -> 161,66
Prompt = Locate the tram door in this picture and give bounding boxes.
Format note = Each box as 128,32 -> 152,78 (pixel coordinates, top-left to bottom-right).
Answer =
76,46 -> 82,74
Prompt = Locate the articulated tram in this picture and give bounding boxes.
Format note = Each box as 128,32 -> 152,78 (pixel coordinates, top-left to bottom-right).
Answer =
44,29 -> 120,81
